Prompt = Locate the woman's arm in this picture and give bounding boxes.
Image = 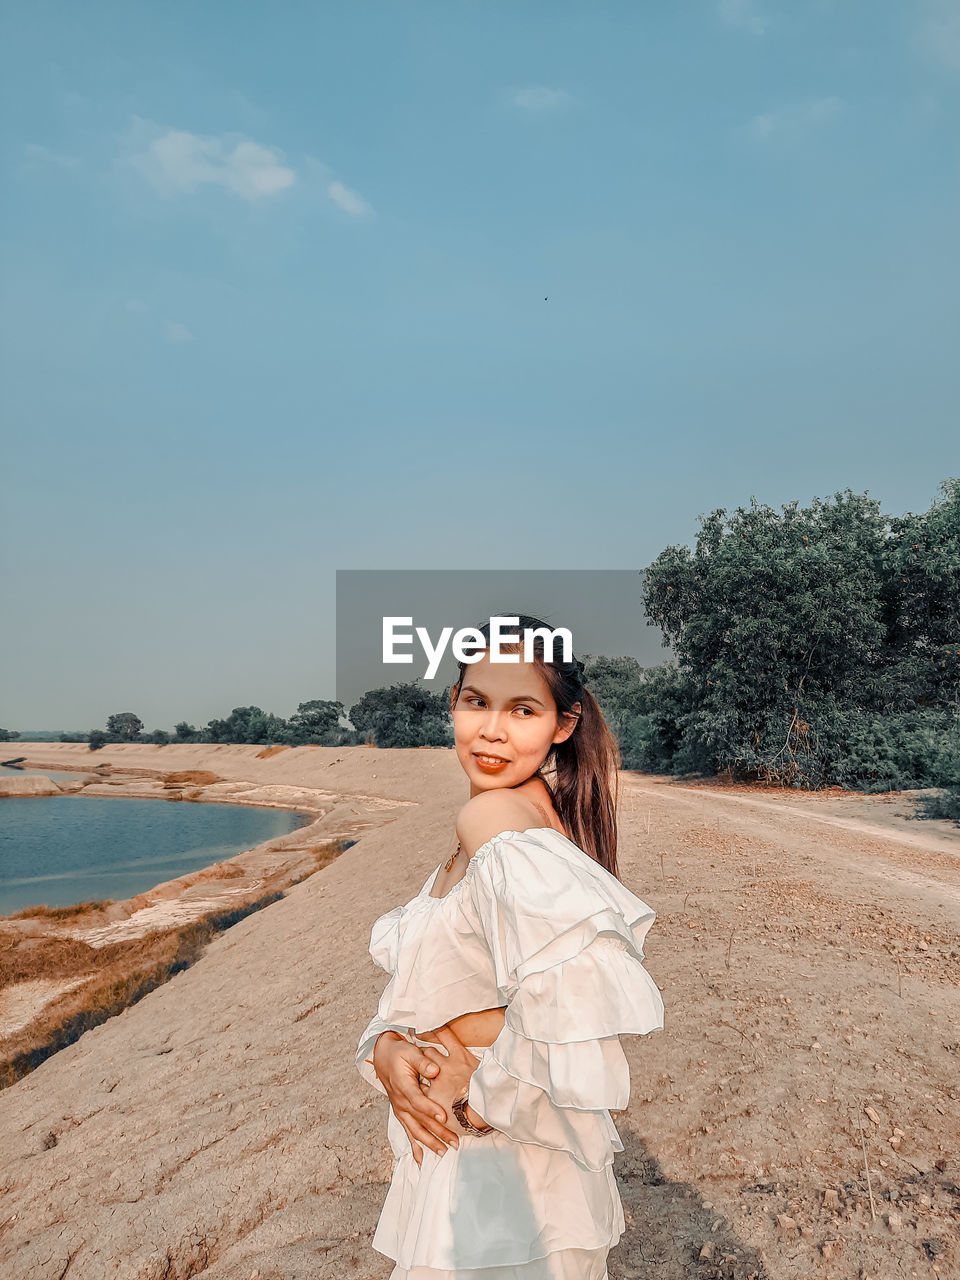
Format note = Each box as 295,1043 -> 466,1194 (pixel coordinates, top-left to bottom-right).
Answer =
419,1006 -> 506,1051
417,1008 -> 507,1131
357,1013 -> 472,1164
356,1013 -> 413,1094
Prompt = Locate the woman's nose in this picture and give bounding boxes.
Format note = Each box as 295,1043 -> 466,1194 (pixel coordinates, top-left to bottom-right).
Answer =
481,713 -> 507,739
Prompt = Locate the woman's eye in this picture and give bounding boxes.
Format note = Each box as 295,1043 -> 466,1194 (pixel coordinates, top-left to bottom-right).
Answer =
468,697 -> 533,716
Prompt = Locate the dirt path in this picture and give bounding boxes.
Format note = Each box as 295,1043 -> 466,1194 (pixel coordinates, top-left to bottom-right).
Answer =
631,779 -> 960,856
623,777 -> 960,912
609,774 -> 959,1280
0,747 -> 955,1280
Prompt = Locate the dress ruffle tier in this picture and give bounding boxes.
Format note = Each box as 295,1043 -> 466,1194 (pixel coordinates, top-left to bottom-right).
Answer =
356,827 -> 665,1277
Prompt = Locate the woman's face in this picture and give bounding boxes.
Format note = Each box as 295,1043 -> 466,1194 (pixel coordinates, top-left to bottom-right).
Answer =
451,651 -> 580,797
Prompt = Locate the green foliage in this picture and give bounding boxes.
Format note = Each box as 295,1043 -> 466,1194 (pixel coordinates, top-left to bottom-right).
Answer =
173,722 -> 200,743
880,477 -> 960,708
625,663 -> 710,775
281,699 -> 348,746
915,722 -> 960,820
801,704 -> 952,792
88,729 -> 108,751
106,712 -> 144,742
204,706 -> 287,745
579,655 -> 651,770
348,681 -> 453,748
640,481 -> 959,792
0,728 -> 21,742
149,729 -> 171,745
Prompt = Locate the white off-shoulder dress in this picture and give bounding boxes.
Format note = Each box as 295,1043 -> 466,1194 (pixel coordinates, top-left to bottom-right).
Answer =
355,827 -> 665,1280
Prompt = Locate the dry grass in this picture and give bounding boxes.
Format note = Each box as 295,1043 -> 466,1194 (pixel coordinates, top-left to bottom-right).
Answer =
203,861 -> 248,880
5,899 -> 114,921
0,894 -> 284,1089
161,770 -> 223,788
255,745 -> 290,759
0,836 -> 353,1089
286,838 -> 356,886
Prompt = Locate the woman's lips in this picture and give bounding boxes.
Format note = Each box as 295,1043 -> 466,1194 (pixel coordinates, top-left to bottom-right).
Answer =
474,752 -> 510,772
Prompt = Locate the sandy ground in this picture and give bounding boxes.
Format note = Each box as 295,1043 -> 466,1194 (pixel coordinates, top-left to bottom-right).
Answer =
0,742 -> 957,1280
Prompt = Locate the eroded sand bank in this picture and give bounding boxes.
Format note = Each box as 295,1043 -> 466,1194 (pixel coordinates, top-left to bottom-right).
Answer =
0,743 -> 957,1280
0,745 -> 418,1051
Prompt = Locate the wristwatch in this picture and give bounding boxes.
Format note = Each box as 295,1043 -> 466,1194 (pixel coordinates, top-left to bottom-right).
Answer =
452,1092 -> 495,1135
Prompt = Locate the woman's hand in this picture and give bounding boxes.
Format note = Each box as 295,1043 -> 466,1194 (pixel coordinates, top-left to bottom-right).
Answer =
418,1026 -> 490,1134
371,1031 -> 462,1166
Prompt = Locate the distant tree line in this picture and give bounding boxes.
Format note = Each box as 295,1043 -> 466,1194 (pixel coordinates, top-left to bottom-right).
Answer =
56,685 -> 455,753
12,479 -> 956,820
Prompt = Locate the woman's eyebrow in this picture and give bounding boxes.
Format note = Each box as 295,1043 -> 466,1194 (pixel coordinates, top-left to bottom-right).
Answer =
461,685 -> 546,707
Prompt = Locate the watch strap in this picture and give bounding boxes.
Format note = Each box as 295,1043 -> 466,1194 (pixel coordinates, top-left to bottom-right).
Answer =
452,1092 -> 494,1135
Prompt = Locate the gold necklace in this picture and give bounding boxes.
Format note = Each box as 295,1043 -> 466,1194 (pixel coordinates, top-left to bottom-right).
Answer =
443,841 -> 462,872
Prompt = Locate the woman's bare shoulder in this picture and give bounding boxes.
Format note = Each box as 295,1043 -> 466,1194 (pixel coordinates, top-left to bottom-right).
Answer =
456,790 -> 543,859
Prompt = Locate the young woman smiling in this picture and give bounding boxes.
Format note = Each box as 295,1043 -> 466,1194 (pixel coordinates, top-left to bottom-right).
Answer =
356,614 -> 665,1279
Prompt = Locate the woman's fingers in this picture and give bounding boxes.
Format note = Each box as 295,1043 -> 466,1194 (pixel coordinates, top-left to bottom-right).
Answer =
428,1025 -> 479,1068
396,1095 -> 461,1150
417,1046 -> 444,1074
411,1097 -> 462,1149
395,1039 -> 440,1080
379,1062 -> 452,1137
400,1075 -> 447,1122
397,1109 -> 453,1159
430,1025 -> 466,1053
429,1113 -> 462,1148
414,1044 -> 442,1075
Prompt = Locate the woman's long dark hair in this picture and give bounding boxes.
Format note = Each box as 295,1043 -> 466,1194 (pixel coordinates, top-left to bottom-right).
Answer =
451,612 -> 622,880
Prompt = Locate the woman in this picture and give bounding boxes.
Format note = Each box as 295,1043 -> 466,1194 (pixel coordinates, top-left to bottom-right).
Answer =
356,614 -> 665,1279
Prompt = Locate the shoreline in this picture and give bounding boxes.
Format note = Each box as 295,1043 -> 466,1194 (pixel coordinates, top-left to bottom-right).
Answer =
0,742 -> 419,1077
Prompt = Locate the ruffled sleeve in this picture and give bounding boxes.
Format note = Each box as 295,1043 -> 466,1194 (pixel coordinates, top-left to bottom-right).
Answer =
464,828 -> 664,1172
356,867 -> 438,1094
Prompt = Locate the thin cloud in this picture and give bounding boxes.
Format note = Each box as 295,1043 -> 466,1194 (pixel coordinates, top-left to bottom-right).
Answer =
23,143 -> 80,169
747,96 -> 845,141
128,120 -> 295,201
327,179 -> 374,218
164,321 -> 194,344
916,0 -> 960,70
718,0 -> 768,35
511,86 -> 571,111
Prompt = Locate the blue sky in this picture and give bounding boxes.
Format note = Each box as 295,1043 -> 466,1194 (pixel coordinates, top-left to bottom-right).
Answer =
1,0 -> 958,729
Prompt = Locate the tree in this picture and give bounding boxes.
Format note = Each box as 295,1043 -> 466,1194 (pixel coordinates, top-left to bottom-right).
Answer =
173,722 -> 200,743
641,484 -> 957,789
150,729 -> 171,745
204,706 -> 288,745
106,712 -> 144,742
282,699 -> 346,746
88,729 -> 108,751
573,655 -> 651,770
880,477 -> 960,710
630,662 -> 706,775
349,681 -> 453,748
0,728 -> 20,742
